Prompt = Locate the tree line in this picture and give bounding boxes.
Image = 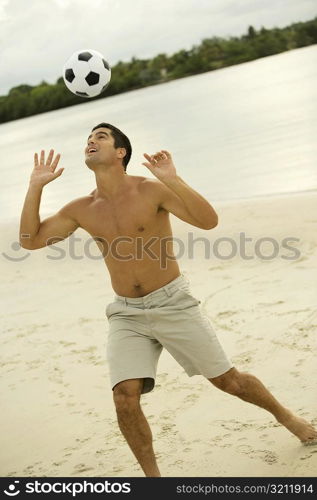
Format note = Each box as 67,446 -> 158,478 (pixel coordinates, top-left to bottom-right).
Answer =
1,17 -> 316,123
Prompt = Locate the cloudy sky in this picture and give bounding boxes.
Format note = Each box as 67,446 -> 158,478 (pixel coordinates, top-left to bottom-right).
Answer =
1,0 -> 316,95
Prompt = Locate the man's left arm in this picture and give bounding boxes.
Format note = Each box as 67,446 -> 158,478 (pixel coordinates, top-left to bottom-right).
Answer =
142,150 -> 218,230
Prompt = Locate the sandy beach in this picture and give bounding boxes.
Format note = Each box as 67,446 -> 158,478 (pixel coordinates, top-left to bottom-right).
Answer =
1,191 -> 316,477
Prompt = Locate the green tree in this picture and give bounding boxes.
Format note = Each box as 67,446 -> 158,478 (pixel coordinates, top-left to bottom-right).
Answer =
247,25 -> 256,39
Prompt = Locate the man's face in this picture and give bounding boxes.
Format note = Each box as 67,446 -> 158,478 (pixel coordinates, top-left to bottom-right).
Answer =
84,127 -> 119,168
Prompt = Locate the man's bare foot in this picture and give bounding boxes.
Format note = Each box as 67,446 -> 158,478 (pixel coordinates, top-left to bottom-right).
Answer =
278,412 -> 317,444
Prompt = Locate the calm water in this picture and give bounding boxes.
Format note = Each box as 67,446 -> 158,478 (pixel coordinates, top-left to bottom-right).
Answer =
0,45 -> 316,223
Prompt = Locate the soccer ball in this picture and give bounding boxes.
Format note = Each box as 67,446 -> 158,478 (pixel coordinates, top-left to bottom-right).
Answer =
63,49 -> 111,98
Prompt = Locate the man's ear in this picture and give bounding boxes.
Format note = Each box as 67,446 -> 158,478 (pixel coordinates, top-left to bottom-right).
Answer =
117,147 -> 126,159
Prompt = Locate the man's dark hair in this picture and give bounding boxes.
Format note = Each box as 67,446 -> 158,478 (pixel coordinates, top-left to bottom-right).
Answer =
92,122 -> 132,171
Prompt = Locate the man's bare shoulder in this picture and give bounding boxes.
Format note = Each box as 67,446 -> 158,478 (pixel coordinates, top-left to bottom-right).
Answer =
60,194 -> 94,220
135,177 -> 169,213
138,176 -> 170,201
137,176 -> 163,191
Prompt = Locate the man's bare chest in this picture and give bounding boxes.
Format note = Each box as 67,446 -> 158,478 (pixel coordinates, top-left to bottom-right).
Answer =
77,197 -> 168,241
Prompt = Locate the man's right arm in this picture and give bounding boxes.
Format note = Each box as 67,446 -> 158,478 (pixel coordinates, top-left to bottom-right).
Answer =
19,149 -> 80,250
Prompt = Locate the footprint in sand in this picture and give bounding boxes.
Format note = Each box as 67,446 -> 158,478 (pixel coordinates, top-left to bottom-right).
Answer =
160,423 -> 177,433
52,460 -> 66,466
217,419 -> 255,432
95,449 -> 107,455
210,434 -> 231,448
170,459 -> 184,466
300,454 -> 313,460
75,437 -> 91,444
236,444 -> 278,464
231,351 -> 255,366
257,300 -> 284,307
217,311 -> 238,318
160,409 -> 174,420
112,466 -> 124,473
183,393 -> 199,404
73,464 -> 94,473
237,445 -> 251,452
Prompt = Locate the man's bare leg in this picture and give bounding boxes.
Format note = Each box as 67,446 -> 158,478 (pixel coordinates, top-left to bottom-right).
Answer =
113,378 -> 161,477
209,367 -> 317,444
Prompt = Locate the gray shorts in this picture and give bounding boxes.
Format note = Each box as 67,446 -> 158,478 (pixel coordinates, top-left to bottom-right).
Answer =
105,273 -> 233,394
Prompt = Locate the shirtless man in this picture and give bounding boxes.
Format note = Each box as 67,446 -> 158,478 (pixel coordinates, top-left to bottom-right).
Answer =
19,122 -> 317,477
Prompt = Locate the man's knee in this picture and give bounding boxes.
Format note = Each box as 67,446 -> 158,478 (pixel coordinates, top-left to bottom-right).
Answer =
209,367 -> 246,396
113,378 -> 143,415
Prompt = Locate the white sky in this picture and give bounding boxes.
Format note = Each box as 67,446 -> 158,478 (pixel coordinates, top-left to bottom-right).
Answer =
1,0 -> 316,95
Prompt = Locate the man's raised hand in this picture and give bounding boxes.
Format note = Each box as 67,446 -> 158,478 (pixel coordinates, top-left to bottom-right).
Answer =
142,150 -> 177,182
30,149 -> 64,187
